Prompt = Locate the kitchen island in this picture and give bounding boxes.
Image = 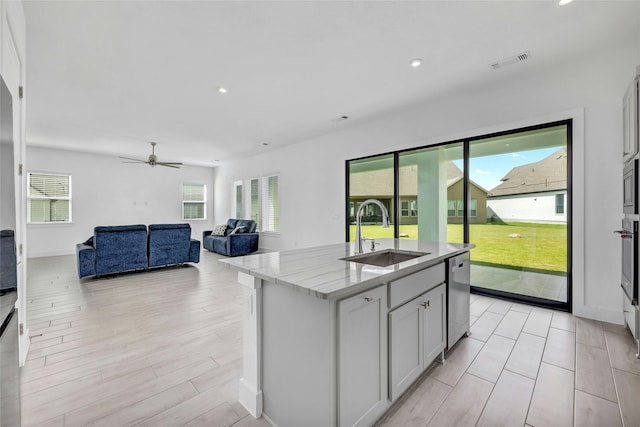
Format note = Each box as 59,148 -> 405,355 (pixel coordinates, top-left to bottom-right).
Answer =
221,238 -> 473,427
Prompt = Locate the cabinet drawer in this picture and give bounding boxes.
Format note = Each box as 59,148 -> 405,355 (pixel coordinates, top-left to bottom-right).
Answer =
389,263 -> 445,309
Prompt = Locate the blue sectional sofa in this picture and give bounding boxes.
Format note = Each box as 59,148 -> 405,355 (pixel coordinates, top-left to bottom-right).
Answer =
148,224 -> 200,267
76,224 -> 200,279
203,219 -> 259,256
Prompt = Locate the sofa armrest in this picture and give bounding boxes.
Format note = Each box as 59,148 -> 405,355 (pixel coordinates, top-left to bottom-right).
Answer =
227,233 -> 259,256
76,243 -> 96,278
202,230 -> 213,241
189,239 -> 200,263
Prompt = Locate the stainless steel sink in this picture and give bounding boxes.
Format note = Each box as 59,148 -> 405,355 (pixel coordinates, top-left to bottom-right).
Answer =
341,249 -> 430,267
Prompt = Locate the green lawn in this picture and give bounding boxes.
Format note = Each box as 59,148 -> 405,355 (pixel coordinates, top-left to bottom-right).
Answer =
350,222 -> 567,273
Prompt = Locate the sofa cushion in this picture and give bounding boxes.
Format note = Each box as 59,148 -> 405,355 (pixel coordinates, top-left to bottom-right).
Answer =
211,224 -> 227,236
229,226 -> 247,235
94,225 -> 148,275
236,219 -> 257,233
148,224 -> 191,267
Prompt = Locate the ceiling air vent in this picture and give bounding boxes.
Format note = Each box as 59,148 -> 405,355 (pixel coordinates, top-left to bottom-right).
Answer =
490,51 -> 531,70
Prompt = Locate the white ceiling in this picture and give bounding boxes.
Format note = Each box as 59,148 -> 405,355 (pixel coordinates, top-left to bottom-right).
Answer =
22,0 -> 639,167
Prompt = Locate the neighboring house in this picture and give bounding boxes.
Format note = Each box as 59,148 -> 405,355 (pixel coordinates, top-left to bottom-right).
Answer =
488,148 -> 567,224
445,162 -> 490,225
349,161 -> 489,224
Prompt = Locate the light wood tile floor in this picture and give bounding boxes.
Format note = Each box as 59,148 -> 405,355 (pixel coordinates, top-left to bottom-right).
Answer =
22,255 -> 640,426
378,295 -> 640,427
22,252 -> 268,427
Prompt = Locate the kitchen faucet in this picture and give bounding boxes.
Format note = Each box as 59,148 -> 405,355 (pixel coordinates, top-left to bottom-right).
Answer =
354,199 -> 390,254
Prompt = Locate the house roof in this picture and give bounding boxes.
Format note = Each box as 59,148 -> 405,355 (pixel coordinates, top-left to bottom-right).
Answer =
350,161 -> 488,197
489,148 -> 567,197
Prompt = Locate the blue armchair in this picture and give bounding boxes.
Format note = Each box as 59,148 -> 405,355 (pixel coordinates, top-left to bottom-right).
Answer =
203,219 -> 259,257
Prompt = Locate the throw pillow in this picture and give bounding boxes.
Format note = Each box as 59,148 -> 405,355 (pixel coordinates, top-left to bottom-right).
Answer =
211,224 -> 227,236
229,226 -> 247,235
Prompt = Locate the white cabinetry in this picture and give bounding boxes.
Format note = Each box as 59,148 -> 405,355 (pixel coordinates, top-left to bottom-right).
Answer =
338,285 -> 388,427
389,283 -> 446,401
623,75 -> 639,163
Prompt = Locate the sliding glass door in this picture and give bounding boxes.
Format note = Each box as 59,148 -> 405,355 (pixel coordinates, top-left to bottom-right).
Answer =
468,124 -> 570,305
346,120 -> 571,311
347,154 -> 395,241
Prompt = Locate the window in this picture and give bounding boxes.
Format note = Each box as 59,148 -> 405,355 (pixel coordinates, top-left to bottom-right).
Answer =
248,178 -> 260,227
456,200 -> 464,217
469,199 -> 477,217
556,193 -> 565,214
28,173 -> 71,223
261,175 -> 280,232
447,200 -> 456,217
182,183 -> 206,220
401,200 -> 418,217
234,181 -> 243,218
401,201 -> 409,216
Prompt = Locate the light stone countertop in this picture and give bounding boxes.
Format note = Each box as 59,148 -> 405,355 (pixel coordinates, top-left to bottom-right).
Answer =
220,238 -> 474,300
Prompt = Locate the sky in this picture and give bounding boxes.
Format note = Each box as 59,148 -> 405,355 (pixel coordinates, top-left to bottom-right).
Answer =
452,146 -> 564,191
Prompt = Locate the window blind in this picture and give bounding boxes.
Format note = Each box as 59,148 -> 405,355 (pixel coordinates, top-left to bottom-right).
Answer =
28,173 -> 71,223
249,178 -> 260,228
183,183 -> 206,220
261,175 -> 280,232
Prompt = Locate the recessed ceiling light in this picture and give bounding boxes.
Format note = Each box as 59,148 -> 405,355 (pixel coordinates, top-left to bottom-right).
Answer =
559,0 -> 574,5
410,58 -> 422,68
217,87 -> 227,94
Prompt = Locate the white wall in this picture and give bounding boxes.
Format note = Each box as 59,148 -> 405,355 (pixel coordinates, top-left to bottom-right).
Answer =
488,191 -> 567,224
215,41 -> 640,323
26,146 -> 215,257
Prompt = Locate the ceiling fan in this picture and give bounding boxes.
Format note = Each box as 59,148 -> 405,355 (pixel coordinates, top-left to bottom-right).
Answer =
120,142 -> 183,168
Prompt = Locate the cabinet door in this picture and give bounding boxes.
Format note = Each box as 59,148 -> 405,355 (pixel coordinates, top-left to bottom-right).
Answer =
389,297 -> 424,401
422,284 -> 446,366
623,78 -> 639,163
338,286 -> 388,427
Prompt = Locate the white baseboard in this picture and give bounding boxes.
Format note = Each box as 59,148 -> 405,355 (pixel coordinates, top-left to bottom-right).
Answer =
239,377 -> 263,418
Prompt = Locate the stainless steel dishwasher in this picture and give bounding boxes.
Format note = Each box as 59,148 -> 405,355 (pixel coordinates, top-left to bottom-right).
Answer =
447,252 -> 470,350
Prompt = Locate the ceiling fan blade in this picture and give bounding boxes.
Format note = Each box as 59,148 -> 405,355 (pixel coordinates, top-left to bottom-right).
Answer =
157,162 -> 183,166
157,163 -> 181,169
119,156 -> 147,162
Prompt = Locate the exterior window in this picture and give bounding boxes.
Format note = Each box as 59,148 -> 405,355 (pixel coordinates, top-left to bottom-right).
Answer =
28,173 -> 72,223
469,199 -> 477,217
234,181 -> 243,218
456,200 -> 464,217
248,178 -> 260,228
556,193 -> 565,214
401,201 -> 409,216
183,183 -> 206,220
410,200 -> 418,216
447,200 -> 456,217
401,200 -> 418,217
261,175 -> 280,232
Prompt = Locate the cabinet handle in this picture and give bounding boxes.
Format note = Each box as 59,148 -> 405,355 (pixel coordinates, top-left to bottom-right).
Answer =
364,297 -> 373,302
420,301 -> 430,308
